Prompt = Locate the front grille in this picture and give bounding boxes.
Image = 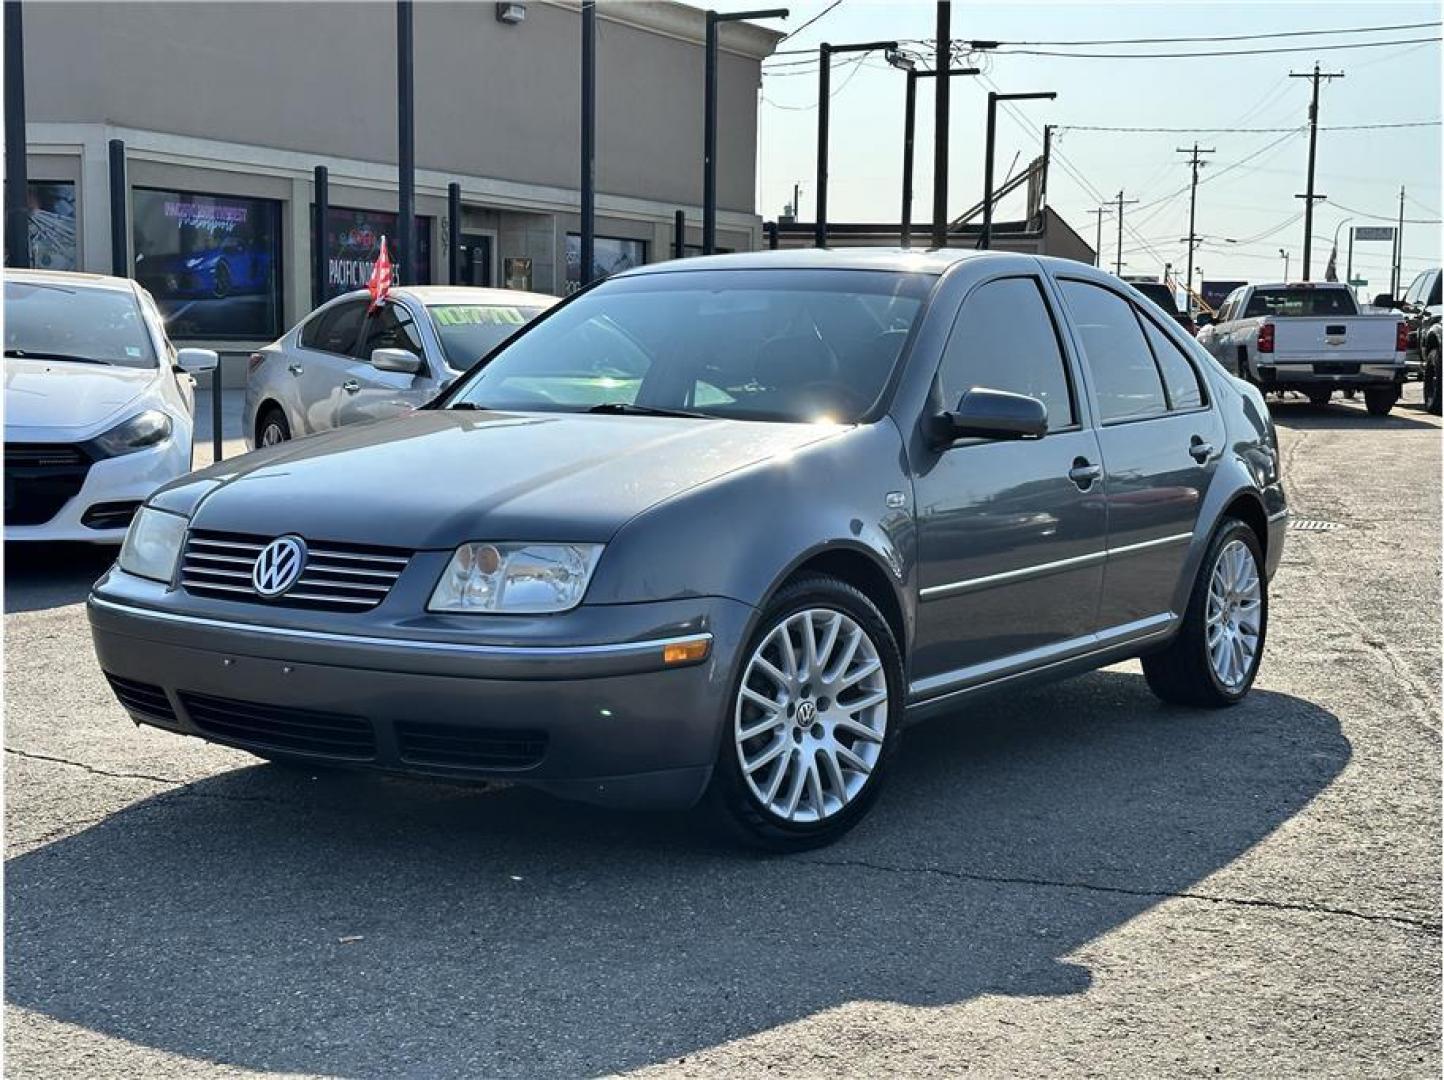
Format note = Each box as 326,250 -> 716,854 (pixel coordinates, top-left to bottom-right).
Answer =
104,674 -> 177,724
178,691 -> 376,760
180,530 -> 410,611
396,720 -> 548,771
5,442 -> 93,525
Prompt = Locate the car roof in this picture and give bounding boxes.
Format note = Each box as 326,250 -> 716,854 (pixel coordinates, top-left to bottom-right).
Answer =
4,268 -> 138,293
618,247 -> 1034,277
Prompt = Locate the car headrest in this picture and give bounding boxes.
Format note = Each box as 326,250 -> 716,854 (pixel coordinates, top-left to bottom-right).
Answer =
755,333 -> 837,388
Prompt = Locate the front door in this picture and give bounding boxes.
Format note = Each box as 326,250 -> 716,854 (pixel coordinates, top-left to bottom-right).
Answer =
334,301 -> 437,429
1055,278 -> 1223,629
460,234 -> 492,287
911,274 -> 1108,697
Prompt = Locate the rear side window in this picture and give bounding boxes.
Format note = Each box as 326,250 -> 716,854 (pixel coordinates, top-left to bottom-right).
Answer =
1138,312 -> 1206,410
1429,272 -> 1441,307
301,300 -> 366,354
1059,280 -> 1167,423
937,276 -> 1076,429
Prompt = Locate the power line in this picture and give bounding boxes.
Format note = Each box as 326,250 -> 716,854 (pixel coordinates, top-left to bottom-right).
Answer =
1057,120 -> 1441,133
778,0 -> 842,43
992,35 -> 1439,60
1327,199 -> 1442,224
992,21 -> 1440,47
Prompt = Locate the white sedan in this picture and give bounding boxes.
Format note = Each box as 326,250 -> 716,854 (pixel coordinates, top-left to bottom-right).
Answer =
4,269 -> 217,542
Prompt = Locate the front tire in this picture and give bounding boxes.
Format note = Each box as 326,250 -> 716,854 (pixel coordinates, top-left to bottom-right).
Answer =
1423,343 -> 1441,415
1364,387 -> 1399,416
1143,519 -> 1267,708
705,575 -> 904,851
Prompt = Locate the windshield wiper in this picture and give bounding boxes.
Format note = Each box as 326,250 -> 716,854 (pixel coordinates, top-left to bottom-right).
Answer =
4,349 -> 107,365
584,402 -> 709,419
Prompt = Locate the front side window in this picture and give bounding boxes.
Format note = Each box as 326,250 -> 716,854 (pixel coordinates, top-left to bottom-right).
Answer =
937,276 -> 1075,429
428,304 -> 545,370
356,304 -> 424,360
1059,280 -> 1167,423
4,280 -> 156,368
131,188 -> 282,339
1139,312 -> 1206,411
445,269 -> 931,424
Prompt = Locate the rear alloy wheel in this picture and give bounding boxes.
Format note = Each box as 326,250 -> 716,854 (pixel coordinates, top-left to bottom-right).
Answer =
1424,344 -> 1442,415
1143,518 -> 1267,708
257,407 -> 291,447
1364,387 -> 1399,417
707,576 -> 902,850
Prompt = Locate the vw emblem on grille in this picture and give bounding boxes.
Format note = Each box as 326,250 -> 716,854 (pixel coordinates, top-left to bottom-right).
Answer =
253,535 -> 307,597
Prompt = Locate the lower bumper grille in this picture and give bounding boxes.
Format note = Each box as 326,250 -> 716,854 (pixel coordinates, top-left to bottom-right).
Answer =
82,500 -> 143,530
104,674 -> 177,724
396,720 -> 548,771
178,691 -> 376,760
1312,362 -> 1361,376
5,443 -> 93,525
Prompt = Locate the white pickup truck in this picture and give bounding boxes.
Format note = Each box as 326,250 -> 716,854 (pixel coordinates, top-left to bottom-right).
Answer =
1195,282 -> 1408,416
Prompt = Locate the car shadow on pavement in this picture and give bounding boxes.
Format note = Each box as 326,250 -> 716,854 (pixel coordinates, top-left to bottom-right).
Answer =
3,543 -> 116,615
5,671 -> 1348,1077
1266,397 -> 1438,431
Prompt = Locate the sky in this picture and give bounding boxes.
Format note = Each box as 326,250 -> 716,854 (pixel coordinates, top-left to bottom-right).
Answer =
714,0 -> 1442,293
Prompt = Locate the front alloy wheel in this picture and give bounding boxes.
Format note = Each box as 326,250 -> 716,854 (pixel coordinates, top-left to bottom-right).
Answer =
708,575 -> 902,849
1204,538 -> 1263,692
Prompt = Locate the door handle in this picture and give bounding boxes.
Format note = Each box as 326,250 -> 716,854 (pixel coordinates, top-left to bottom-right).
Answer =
342,379 -> 361,394
1188,436 -> 1214,463
1068,458 -> 1102,490
287,363 -> 303,376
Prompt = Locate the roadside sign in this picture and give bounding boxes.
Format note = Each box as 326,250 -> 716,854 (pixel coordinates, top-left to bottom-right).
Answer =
1353,226 -> 1395,242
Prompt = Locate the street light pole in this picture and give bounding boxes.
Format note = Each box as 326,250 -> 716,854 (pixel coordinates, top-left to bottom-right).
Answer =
396,0 -> 415,285
4,0 -> 29,269
1280,248 -> 1290,280
704,7 -> 788,254
978,90 -> 1055,250
932,1 -> 949,248
815,38 -> 897,248
580,0 -> 596,287
897,62 -> 979,248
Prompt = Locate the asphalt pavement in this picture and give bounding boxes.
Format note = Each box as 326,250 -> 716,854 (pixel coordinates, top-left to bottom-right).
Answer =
4,387 -> 1439,1078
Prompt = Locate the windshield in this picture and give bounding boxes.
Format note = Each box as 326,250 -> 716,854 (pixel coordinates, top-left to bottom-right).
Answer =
444,269 -> 932,423
1243,287 -> 1358,318
4,280 -> 157,368
428,303 -> 544,370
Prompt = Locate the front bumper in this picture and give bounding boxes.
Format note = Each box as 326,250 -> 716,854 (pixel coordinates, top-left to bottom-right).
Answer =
88,588 -> 755,809
1255,361 -> 1405,391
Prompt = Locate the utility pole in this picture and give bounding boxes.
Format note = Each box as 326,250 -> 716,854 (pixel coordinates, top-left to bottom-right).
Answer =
1290,62 -> 1343,281
1113,190 -> 1138,276
932,1 -> 950,248
792,181 -> 801,220
1392,185 -> 1405,295
1176,142 -> 1214,312
1088,206 -> 1111,268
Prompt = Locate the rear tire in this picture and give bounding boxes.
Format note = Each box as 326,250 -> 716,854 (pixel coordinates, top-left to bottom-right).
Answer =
704,575 -> 904,851
1424,343 -> 1442,415
257,406 -> 291,447
1364,387 -> 1399,416
1143,518 -> 1267,709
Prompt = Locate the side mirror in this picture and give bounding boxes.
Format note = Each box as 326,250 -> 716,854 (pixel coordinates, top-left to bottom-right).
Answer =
1372,293 -> 1398,310
175,347 -> 219,374
1194,313 -> 1215,329
371,347 -> 423,374
931,387 -> 1048,446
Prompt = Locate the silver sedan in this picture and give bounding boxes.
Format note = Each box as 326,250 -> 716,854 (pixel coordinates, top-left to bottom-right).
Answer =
244,286 -> 556,449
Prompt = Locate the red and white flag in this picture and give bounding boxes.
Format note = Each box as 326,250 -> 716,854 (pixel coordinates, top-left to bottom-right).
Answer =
367,235 -> 393,310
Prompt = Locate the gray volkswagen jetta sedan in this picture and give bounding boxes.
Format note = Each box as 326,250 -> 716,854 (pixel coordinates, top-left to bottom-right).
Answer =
90,250 -> 1288,849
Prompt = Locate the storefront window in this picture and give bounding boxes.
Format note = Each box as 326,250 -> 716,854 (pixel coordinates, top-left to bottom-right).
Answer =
565,234 -> 646,291
132,188 -> 282,339
27,181 -> 77,271
322,206 -> 432,301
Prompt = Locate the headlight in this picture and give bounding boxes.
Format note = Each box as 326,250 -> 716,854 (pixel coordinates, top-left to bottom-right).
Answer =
428,542 -> 603,614
117,506 -> 188,584
93,409 -> 173,457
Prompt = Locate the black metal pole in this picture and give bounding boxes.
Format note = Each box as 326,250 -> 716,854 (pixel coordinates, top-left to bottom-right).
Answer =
932,1 -> 950,248
108,139 -> 127,277
1346,227 -> 1354,284
704,11 -> 718,255
4,0 -> 29,269
580,0 -> 596,286
312,165 -> 329,307
674,209 -> 686,259
447,181 -> 462,285
979,92 -> 997,250
212,359 -> 223,463
396,0 -> 415,285
815,43 -> 831,249
901,70 -> 916,249
766,221 -> 779,250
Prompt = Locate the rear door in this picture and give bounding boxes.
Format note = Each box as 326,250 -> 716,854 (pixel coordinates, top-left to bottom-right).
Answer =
911,273 -> 1107,693
333,300 -> 435,429
289,299 -> 367,434
1056,278 -> 1224,631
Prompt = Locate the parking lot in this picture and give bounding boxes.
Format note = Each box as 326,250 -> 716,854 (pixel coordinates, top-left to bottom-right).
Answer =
4,388 -> 1439,1077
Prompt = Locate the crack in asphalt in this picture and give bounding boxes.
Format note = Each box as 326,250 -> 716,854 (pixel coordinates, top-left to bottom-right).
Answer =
5,746 -> 185,786
798,856 -> 1443,935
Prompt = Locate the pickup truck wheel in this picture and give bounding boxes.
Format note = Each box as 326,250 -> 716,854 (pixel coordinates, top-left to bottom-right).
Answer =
1143,518 -> 1266,709
1306,389 -> 1332,407
1424,344 -> 1442,415
1364,387 -> 1399,417
705,575 -> 903,851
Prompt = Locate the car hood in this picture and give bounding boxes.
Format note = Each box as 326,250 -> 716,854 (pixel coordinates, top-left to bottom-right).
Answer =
173,409 -> 847,550
3,357 -> 158,437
